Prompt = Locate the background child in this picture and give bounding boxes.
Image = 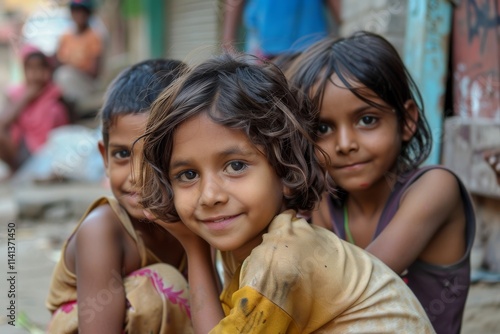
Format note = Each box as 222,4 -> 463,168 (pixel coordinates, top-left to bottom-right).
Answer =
140,53 -> 434,333
287,31 -> 476,334
46,59 -> 193,334
0,44 -> 69,177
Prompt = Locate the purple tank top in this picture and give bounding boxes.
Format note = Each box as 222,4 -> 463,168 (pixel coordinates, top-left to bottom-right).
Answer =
327,166 -> 476,334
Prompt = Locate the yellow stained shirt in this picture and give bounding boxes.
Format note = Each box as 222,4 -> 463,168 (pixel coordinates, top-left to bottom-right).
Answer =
214,210 -> 435,333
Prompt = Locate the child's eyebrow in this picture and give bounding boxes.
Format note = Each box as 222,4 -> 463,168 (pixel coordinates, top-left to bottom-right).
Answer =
108,143 -> 130,149
170,146 -> 258,170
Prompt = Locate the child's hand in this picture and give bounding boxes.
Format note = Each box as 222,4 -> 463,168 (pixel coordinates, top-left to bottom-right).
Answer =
484,149 -> 500,185
143,210 -> 209,253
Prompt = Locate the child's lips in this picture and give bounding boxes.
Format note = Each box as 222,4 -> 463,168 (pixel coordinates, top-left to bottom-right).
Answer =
124,192 -> 141,204
335,162 -> 367,170
200,214 -> 240,230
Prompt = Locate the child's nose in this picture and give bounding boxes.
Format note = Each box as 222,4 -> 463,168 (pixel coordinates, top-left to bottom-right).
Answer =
199,176 -> 228,207
335,127 -> 358,154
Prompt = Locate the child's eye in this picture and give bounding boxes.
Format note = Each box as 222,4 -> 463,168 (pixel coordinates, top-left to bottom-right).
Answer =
358,115 -> 378,127
177,170 -> 198,182
225,161 -> 247,174
316,123 -> 332,136
113,149 -> 131,159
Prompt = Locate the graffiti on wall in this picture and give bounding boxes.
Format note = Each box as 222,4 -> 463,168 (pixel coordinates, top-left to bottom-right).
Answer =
453,0 -> 500,118
466,0 -> 500,53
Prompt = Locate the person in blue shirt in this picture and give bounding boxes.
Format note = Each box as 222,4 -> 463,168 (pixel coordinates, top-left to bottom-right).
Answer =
222,0 -> 341,59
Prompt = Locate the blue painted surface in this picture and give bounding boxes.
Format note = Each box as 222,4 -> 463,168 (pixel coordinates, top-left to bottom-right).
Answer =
144,0 -> 165,58
404,0 -> 453,164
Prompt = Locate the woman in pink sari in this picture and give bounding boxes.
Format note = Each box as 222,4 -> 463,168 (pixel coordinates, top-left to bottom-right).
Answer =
0,45 -> 69,177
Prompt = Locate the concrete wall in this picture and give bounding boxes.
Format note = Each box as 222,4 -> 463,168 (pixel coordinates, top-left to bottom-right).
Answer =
341,0 -> 408,55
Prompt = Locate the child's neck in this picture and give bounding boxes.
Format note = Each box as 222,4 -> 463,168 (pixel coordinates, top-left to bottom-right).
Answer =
231,228 -> 268,264
346,181 -> 393,218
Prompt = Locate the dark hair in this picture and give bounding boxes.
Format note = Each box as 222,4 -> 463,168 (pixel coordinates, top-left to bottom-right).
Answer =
100,59 -> 187,146
272,51 -> 302,74
70,0 -> 93,14
141,53 -> 331,221
24,52 -> 51,68
287,31 -> 432,174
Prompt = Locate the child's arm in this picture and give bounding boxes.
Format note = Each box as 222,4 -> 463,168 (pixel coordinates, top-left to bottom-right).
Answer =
74,206 -> 126,333
146,212 -> 224,333
366,169 -> 466,275
310,193 -> 334,230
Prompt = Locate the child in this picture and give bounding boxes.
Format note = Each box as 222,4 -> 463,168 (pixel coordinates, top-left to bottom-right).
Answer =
287,31 -> 476,334
54,0 -> 103,105
140,52 -> 435,333
0,45 -> 69,176
45,59 -> 193,334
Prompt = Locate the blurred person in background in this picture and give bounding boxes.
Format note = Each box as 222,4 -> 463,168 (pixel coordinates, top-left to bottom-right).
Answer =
54,0 -> 103,107
222,0 -> 342,60
0,44 -> 69,179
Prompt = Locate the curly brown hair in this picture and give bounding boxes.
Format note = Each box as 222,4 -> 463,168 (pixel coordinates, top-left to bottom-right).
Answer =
140,52 -> 332,221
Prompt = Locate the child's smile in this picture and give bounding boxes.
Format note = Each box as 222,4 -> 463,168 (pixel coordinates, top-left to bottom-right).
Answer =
100,113 -> 148,220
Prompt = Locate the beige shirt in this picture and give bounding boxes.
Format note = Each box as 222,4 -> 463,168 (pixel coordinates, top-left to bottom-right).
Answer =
217,210 -> 435,333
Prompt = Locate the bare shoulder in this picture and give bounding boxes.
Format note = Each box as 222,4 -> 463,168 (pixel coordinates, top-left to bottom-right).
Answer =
402,168 -> 462,207
366,168 -> 467,271
65,204 -> 123,271
76,204 -> 121,240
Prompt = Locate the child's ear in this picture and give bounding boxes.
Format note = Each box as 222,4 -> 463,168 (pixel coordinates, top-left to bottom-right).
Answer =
98,140 -> 109,176
283,184 -> 292,197
402,99 -> 419,141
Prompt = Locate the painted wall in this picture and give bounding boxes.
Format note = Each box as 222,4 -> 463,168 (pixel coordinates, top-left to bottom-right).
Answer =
404,0 -> 453,164
443,0 -> 500,273
452,0 -> 500,119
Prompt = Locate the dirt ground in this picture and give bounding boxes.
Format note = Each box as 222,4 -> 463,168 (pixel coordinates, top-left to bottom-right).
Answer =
0,217 -> 499,334
462,282 -> 500,333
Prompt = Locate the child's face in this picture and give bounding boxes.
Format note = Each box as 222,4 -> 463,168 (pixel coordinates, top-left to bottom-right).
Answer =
24,56 -> 51,87
169,113 -> 284,259
99,113 -> 148,220
316,75 -> 411,193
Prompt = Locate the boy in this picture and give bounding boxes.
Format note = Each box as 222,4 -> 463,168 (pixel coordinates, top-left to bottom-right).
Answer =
46,59 -> 193,334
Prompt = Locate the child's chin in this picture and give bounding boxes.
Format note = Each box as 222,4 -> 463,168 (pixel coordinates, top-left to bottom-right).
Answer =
125,205 -> 147,220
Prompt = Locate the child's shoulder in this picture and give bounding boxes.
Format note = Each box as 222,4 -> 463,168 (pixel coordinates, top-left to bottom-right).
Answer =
402,165 -> 463,203
243,210 -> 342,276
69,196 -> 134,242
63,198 -> 128,273
74,199 -> 122,240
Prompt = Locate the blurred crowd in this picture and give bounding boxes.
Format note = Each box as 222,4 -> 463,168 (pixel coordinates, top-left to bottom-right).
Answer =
0,0 -> 106,184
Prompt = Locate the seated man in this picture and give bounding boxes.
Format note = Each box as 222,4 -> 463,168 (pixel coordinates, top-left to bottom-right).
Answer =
54,0 -> 103,108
